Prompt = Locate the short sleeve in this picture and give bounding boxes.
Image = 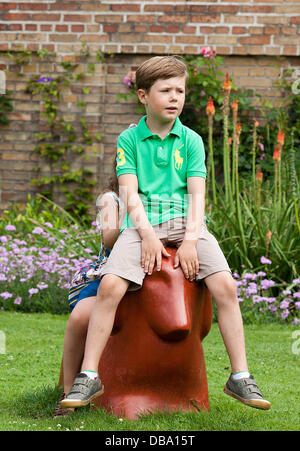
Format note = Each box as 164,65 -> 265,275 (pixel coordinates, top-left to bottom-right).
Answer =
116,131 -> 137,177
186,132 -> 207,179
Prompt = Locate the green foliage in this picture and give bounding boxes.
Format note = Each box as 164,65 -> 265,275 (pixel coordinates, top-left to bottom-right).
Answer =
0,90 -> 13,125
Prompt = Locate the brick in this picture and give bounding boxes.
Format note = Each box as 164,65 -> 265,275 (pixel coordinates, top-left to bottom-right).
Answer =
63,14 -> 92,22
94,15 -> 123,23
166,25 -> 180,33
191,15 -> 221,23
241,6 -> 273,13
111,4 -> 140,12
3,13 -> 31,21
224,15 -> 254,24
103,24 -> 117,33
159,15 -> 189,24
182,26 -> 196,34
127,14 -> 157,23
264,26 -> 280,35
291,17 -> 300,25
71,25 -> 84,32
17,33 -> 46,42
175,36 -> 204,44
257,16 -> 288,25
144,5 -> 173,12
32,14 -> 61,21
50,3 -> 79,11
208,5 -> 239,13
239,36 -> 270,45
0,3 -> 17,11
150,25 -> 164,33
56,25 -> 69,32
208,36 -> 238,44
232,27 -> 247,34
215,27 -> 230,34
19,3 -> 48,10
50,34 -> 78,42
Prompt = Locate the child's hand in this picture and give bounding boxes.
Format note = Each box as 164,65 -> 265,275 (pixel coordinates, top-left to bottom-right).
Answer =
174,241 -> 199,281
141,232 -> 170,275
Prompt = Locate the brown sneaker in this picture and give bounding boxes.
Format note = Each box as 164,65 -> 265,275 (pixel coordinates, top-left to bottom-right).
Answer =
224,374 -> 271,410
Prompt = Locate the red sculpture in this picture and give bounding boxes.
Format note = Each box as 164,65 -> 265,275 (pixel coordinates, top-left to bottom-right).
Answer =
93,247 -> 213,419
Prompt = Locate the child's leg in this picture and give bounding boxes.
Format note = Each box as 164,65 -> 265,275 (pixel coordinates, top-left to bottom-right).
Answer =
81,273 -> 130,372
63,296 -> 96,395
204,271 -> 248,373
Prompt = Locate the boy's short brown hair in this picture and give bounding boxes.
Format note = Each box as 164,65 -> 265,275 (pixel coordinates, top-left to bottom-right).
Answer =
136,56 -> 188,92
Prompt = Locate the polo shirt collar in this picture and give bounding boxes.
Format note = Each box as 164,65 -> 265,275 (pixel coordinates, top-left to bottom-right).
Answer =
137,115 -> 182,141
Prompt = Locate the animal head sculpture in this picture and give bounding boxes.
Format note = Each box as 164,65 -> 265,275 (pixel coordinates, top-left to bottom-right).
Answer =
94,247 -> 213,419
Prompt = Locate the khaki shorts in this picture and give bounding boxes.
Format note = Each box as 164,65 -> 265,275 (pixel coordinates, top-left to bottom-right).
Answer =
101,216 -> 231,291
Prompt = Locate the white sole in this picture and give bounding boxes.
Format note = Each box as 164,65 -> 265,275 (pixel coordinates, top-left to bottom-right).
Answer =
224,386 -> 271,410
60,386 -> 104,408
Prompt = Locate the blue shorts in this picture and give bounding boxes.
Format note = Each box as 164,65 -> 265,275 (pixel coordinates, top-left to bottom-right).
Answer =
68,278 -> 101,312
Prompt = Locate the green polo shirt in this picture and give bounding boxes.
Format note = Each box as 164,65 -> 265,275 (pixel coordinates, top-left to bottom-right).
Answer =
116,115 -> 206,231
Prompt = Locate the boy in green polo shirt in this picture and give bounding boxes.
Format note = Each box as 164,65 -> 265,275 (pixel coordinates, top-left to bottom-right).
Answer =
61,56 -> 270,411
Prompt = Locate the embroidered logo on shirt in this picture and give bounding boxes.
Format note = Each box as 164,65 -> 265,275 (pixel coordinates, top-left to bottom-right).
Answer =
117,147 -> 126,167
174,145 -> 184,170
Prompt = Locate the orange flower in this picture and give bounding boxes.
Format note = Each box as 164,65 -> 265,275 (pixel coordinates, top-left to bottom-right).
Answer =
256,169 -> 263,182
232,100 -> 239,112
206,97 -> 215,117
254,118 -> 259,127
236,123 -> 242,135
273,144 -> 281,162
266,230 -> 272,246
277,130 -> 285,146
223,73 -> 231,92
228,137 -> 232,145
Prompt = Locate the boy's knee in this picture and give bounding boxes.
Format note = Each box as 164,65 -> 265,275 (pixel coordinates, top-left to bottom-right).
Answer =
68,307 -> 89,334
98,274 -> 128,301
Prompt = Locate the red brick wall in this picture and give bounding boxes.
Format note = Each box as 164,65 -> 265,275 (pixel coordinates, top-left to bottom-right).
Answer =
0,1 -> 300,213
0,1 -> 300,56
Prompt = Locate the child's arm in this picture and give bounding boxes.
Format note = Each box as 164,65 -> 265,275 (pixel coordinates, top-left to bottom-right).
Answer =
99,193 -> 120,250
174,176 -> 206,281
118,173 -> 170,274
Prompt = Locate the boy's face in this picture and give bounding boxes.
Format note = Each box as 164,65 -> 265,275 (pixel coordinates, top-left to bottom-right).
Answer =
138,76 -> 186,124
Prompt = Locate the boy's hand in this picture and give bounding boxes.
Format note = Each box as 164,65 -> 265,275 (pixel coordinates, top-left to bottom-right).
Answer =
174,240 -> 199,281
141,231 -> 170,275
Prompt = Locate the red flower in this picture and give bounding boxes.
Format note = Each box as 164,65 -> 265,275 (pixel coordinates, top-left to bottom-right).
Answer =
277,130 -> 285,146
273,144 -> 281,162
206,97 -> 215,116
223,73 -> 231,92
256,170 -> 263,182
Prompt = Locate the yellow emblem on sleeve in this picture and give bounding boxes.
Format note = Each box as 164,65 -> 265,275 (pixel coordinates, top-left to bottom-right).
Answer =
117,147 -> 126,167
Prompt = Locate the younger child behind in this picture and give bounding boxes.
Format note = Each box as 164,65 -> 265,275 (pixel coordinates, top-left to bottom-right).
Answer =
54,168 -> 122,417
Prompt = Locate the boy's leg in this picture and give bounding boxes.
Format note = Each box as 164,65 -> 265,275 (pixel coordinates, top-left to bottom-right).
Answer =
203,271 -> 248,373
81,274 -> 130,372
63,295 -> 97,396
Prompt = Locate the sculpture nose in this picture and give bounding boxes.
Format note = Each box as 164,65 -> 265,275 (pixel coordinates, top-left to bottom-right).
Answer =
145,292 -> 192,342
159,324 -> 190,342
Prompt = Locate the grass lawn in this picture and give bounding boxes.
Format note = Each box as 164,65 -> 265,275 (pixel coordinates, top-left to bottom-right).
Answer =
0,312 -> 299,431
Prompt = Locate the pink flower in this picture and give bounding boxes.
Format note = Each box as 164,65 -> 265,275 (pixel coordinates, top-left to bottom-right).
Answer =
200,46 -> 216,58
123,71 -> 136,88
0,292 -> 13,299
28,288 -> 39,297
32,227 -> 44,235
260,256 -> 272,265
5,225 -> 16,232
14,296 -> 22,305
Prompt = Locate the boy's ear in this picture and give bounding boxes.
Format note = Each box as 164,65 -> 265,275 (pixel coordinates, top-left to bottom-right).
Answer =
137,88 -> 147,105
